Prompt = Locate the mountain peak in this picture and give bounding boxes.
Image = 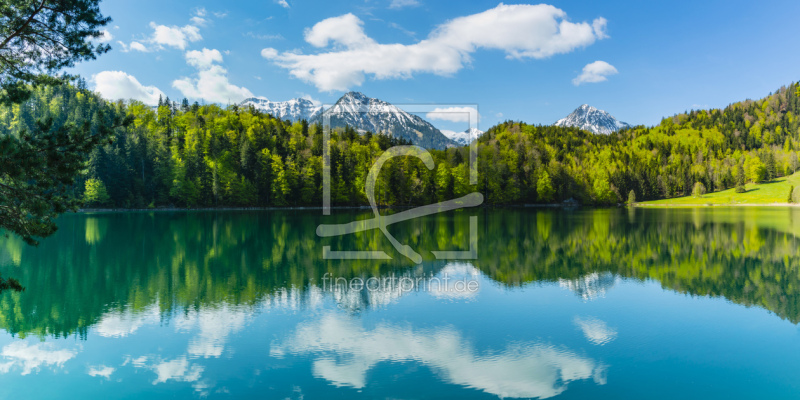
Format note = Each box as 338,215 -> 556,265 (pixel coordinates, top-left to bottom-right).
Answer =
316,92 -> 456,150
441,127 -> 485,146
555,105 -> 629,135
239,97 -> 323,122
341,91 -> 370,102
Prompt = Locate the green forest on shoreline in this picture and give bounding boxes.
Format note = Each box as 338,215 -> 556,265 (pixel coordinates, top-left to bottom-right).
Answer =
4,82 -> 800,209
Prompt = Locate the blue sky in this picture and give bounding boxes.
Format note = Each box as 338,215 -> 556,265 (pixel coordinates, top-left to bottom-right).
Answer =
75,0 -> 800,131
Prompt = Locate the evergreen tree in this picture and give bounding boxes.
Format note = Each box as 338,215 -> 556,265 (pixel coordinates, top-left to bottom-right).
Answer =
627,190 -> 636,205
0,0 -> 113,245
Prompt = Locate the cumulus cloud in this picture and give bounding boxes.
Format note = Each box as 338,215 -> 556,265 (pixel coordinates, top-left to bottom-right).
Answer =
426,106 -> 480,125
149,22 -> 202,50
93,71 -> 165,106
389,0 -> 420,9
276,0 -> 290,8
262,4 -> 608,91
173,48 -> 254,104
572,61 -> 617,86
185,48 -> 223,69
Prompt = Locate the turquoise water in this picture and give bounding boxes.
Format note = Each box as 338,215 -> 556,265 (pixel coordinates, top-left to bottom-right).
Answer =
1,208 -> 800,398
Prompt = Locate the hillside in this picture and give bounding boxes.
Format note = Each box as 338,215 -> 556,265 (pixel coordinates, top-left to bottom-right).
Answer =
639,172 -> 800,205
2,81 -> 800,208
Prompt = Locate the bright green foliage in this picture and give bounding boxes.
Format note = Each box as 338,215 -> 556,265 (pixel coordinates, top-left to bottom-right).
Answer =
628,190 -> 636,204
83,178 -> 110,206
692,182 -> 707,197
7,79 -> 800,210
537,171 -> 555,202
750,158 -> 767,183
793,186 -> 800,204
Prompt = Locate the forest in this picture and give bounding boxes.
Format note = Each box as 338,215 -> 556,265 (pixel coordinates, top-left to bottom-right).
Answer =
2,82 -> 800,208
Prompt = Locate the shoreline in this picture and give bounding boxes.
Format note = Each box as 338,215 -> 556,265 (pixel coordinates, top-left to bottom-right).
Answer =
76,202 -> 800,213
76,203 -> 578,213
634,202 -> 800,208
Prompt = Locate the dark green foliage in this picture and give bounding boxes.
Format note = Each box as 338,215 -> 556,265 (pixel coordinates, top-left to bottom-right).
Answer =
788,185 -> 794,203
0,0 -> 111,104
0,0 -> 113,246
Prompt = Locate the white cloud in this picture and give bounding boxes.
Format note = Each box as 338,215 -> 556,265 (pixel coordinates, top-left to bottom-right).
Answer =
276,0 -> 290,8
96,29 -> 113,43
191,16 -> 208,27
88,365 -> 115,379
389,0 -> 420,9
272,313 -> 606,398
572,60 -> 617,86
262,4 -> 608,91
148,22 -> 202,50
0,342 -> 77,375
574,317 -> 617,346
426,106 -> 480,124
173,48 -> 254,104
185,48 -> 223,69
93,71 -> 166,106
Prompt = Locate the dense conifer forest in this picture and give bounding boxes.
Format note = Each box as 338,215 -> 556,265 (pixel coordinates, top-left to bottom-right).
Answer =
3,82 -> 799,208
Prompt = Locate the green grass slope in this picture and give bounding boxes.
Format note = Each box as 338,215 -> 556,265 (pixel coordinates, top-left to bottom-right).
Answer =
639,172 -> 800,206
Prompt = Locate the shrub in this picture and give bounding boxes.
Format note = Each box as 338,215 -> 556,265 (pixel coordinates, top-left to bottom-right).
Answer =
692,182 -> 707,198
792,186 -> 800,204
627,190 -> 636,205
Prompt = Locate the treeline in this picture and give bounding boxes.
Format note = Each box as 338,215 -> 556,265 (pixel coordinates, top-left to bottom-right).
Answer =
2,82 -> 800,207
478,83 -> 800,204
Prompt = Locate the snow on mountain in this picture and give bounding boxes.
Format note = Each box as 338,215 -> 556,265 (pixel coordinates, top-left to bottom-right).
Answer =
314,92 -> 456,150
441,127 -> 485,146
554,104 -> 630,135
239,97 -> 323,122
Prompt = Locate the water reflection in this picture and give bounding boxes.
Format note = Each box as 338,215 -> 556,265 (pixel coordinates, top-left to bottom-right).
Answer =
3,208 -> 800,397
272,312 -> 606,399
0,341 -> 76,375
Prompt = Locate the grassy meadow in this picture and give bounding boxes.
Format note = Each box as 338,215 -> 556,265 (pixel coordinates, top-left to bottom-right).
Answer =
639,172 -> 800,206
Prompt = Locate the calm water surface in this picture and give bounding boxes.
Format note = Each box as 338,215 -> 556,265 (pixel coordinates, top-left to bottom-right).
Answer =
1,208 -> 800,399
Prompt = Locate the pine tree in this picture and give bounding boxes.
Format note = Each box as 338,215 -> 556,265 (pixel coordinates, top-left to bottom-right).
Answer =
735,163 -> 747,193
627,190 -> 636,205
0,0 -> 114,245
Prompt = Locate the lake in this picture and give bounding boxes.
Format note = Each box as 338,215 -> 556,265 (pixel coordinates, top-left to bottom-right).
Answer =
1,207 -> 800,399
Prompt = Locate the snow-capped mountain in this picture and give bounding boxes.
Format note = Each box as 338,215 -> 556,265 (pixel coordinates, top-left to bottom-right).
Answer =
314,92 -> 456,150
441,127 -> 485,146
554,104 -> 630,135
239,97 -> 323,122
